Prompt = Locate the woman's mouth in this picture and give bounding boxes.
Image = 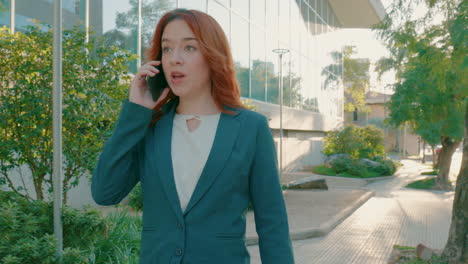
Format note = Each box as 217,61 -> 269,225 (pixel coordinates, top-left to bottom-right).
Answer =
171,73 -> 186,85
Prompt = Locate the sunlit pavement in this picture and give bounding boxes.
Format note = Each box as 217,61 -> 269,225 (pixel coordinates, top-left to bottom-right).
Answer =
247,150 -> 462,264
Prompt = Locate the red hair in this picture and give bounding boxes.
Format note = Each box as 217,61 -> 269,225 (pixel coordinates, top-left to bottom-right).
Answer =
145,8 -> 247,128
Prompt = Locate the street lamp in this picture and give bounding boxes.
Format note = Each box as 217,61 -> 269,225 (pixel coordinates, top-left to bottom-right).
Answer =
272,48 -> 289,180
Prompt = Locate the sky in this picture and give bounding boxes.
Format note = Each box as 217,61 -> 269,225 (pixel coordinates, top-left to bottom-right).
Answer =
339,0 -> 394,94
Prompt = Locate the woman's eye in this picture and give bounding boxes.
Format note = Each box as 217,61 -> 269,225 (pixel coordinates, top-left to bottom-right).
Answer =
162,47 -> 171,53
186,46 -> 196,51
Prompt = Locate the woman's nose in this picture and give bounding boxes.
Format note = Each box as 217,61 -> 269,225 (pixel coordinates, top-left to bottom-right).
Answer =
169,49 -> 183,66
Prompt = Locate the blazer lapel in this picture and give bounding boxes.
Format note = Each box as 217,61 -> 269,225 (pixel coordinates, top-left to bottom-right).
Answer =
154,97 -> 241,219
183,106 -> 241,216
154,98 -> 183,220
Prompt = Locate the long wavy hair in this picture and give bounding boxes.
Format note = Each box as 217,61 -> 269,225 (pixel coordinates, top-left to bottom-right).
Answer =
145,8 -> 247,128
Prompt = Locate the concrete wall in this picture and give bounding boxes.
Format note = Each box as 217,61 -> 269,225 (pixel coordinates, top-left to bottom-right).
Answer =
247,98 -> 341,172
1,162 -> 98,210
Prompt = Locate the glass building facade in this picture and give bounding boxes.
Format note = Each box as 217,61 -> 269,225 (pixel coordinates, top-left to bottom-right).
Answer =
1,0 -> 347,120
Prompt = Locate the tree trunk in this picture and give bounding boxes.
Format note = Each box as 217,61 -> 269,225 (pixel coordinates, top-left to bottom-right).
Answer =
436,136 -> 460,190
422,140 -> 426,164
431,144 -> 437,168
442,102 -> 468,263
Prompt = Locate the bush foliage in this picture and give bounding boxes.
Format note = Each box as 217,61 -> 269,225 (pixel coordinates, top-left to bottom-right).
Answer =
0,24 -> 136,204
0,190 -> 142,263
323,124 -> 385,160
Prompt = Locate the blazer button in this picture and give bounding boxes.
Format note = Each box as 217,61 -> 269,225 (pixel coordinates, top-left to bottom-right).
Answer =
177,223 -> 184,230
175,248 -> 183,256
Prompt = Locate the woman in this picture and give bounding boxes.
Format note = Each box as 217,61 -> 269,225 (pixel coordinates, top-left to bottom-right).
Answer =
91,8 -> 294,264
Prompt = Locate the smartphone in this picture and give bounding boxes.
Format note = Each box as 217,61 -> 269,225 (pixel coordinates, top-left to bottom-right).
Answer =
147,64 -> 168,102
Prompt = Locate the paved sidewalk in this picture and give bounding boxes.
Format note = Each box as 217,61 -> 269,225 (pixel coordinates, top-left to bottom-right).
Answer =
247,155 -> 460,264
245,187 -> 374,245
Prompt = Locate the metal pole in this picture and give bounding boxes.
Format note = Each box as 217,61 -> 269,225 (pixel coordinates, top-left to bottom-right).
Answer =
273,49 -> 289,179
137,0 -> 142,67
85,0 -> 89,43
53,0 -> 63,262
10,0 -> 15,34
279,54 -> 283,179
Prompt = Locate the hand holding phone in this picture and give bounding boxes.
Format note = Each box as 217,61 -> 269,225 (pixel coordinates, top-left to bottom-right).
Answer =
147,64 -> 169,102
129,60 -> 170,109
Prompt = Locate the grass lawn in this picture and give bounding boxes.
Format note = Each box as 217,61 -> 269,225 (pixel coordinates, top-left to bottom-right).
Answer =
391,245 -> 447,264
312,165 -> 336,176
406,178 -> 437,189
421,170 -> 439,176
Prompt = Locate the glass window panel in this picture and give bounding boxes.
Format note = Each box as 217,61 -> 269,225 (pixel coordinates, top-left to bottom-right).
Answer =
231,14 -> 249,97
278,0 -> 289,46
208,0 -> 230,41
289,51 -> 301,108
0,0 -> 10,28
266,38 -> 279,104
291,1 -> 301,53
63,0 -> 76,14
300,2 -> 308,56
15,0 -> 53,31
102,0 -> 136,72
215,0 -> 229,8
318,0 -> 323,20
302,56 -> 319,112
324,0 -> 328,25
250,25 -> 265,101
231,0 -> 248,18
250,0 -> 264,28
310,8 -> 317,35
277,42 -> 291,107
141,0 -> 175,50
266,0 -> 277,35
179,0 -> 206,11
63,0 -> 86,33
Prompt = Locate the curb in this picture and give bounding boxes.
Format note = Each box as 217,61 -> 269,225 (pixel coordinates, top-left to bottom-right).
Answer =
245,189 -> 375,246
364,175 -> 395,183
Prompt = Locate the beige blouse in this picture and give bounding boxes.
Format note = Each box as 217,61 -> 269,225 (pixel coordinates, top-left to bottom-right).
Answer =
171,112 -> 221,212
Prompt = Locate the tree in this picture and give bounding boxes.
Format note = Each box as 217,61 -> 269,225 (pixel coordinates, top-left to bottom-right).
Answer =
374,0 -> 467,262
0,24 -> 137,205
375,0 -> 465,190
323,45 -> 371,113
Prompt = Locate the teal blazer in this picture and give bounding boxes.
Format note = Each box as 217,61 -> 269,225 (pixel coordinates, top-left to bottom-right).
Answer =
91,97 -> 295,264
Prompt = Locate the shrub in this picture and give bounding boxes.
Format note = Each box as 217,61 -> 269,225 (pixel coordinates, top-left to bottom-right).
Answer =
347,162 -> 368,177
0,24 -> 136,204
323,124 -> 385,160
128,182 -> 143,212
0,190 -> 107,263
328,155 -> 397,177
330,155 -> 354,173
0,190 -> 142,264
382,159 -> 397,175
369,163 -> 391,176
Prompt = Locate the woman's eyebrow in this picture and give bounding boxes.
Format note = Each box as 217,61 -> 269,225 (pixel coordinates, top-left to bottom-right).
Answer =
162,37 -> 198,43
